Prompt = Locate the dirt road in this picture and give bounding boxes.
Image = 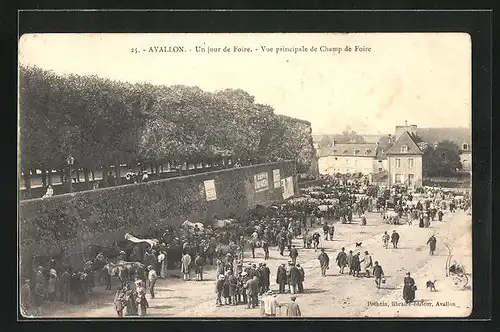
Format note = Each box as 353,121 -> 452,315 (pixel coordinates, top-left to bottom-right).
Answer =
40,210 -> 472,318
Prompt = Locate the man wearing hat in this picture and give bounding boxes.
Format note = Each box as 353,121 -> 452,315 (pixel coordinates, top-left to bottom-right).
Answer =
261,291 -> 280,317
372,261 -> 385,289
20,279 -> 32,316
391,230 -> 400,249
289,245 -> 299,265
351,253 -> 361,277
318,248 -> 330,277
282,296 -> 302,317
276,263 -> 287,293
245,276 -> 260,309
215,275 -> 225,306
147,265 -> 158,299
361,251 -> 373,278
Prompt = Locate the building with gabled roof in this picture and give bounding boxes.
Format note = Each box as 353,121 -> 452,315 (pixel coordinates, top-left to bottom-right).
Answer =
317,141 -> 388,180
386,129 -> 424,188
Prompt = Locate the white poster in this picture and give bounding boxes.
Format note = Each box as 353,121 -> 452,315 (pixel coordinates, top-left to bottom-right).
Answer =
283,176 -> 295,199
204,179 -> 217,201
273,169 -> 281,188
254,172 -> 269,192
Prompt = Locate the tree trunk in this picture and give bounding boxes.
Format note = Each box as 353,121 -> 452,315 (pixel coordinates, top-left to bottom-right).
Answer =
84,168 -> 89,183
150,163 -> 154,174
159,163 -> 164,173
76,168 -> 80,183
47,165 -> 53,186
22,167 -> 32,198
41,169 -> 47,187
59,168 -> 65,184
91,167 -> 95,181
155,164 -> 160,175
102,166 -> 108,185
114,160 -> 121,185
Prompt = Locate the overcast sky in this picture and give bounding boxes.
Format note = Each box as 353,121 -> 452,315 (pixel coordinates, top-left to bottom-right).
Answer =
19,33 -> 471,135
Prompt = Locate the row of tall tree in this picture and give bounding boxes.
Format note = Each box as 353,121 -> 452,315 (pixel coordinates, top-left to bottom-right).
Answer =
19,66 -> 315,191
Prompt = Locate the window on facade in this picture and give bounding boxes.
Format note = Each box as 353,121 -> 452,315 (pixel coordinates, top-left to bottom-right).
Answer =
408,174 -> 415,184
378,160 -> 382,163
401,145 -> 408,153
408,158 -> 414,168
395,174 -> 402,184
462,143 -> 468,150
378,167 -> 383,172
462,159 -> 468,169
396,158 -> 401,168
335,157 -> 338,160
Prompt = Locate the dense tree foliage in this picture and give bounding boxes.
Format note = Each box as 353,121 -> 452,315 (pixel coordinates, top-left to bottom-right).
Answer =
423,140 -> 462,177
19,66 -> 315,179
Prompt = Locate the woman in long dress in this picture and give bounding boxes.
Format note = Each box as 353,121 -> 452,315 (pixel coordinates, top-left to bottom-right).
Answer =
402,272 -> 416,303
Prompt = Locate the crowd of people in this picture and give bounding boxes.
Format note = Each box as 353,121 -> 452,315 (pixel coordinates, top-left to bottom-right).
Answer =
20,174 -> 470,317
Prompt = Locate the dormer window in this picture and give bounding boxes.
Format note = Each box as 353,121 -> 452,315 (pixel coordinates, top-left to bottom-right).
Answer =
354,149 -> 360,155
333,149 -> 338,154
462,143 -> 469,150
343,149 -> 348,154
401,145 -> 408,153
365,149 -> 372,155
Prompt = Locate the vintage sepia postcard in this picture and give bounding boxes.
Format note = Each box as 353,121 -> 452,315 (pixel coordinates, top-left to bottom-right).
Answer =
18,32 -> 472,318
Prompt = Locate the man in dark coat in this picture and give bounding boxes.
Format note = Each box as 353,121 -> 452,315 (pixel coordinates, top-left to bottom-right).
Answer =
323,224 -> 329,239
276,263 -> 287,294
261,263 -> 271,293
262,240 -> 270,260
335,247 -> 348,274
245,276 -> 260,308
296,264 -> 305,293
426,235 -> 437,255
351,252 -> 361,277
373,261 -> 384,289
317,249 -> 330,277
328,224 -> 335,240
347,250 -> 354,275
289,245 -> 299,265
288,263 -> 300,295
391,230 -> 400,249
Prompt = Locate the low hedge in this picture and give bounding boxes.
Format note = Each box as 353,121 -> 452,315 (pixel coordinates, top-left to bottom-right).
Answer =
19,161 -> 297,256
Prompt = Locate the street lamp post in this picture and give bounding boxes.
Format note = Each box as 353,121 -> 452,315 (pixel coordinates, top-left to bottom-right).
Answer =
67,155 -> 75,193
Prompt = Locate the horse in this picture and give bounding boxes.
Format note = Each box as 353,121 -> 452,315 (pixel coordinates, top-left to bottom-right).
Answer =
383,210 -> 400,225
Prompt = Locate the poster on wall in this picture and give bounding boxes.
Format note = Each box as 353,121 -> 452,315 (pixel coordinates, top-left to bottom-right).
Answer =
254,172 -> 269,192
282,176 -> 295,199
204,179 -> 217,201
273,169 -> 281,188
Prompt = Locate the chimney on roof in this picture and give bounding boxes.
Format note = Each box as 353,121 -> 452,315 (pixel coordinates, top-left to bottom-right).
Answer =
388,134 -> 394,147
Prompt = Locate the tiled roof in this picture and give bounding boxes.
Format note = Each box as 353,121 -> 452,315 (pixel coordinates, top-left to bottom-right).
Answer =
386,131 -> 424,155
416,127 -> 471,147
318,143 -> 381,158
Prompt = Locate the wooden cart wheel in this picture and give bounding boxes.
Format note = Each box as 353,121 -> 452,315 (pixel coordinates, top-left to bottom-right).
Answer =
451,274 -> 468,290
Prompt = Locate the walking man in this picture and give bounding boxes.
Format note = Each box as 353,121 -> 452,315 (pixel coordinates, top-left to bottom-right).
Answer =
335,247 -> 348,274
289,245 -> 299,265
347,250 -> 354,275
147,265 -> 157,299
426,234 -> 437,255
391,230 -> 400,249
361,251 -> 373,278
318,248 -> 330,277
382,231 -> 390,249
276,263 -> 287,294
328,224 -> 335,241
181,252 -> 192,281
373,261 -> 385,289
